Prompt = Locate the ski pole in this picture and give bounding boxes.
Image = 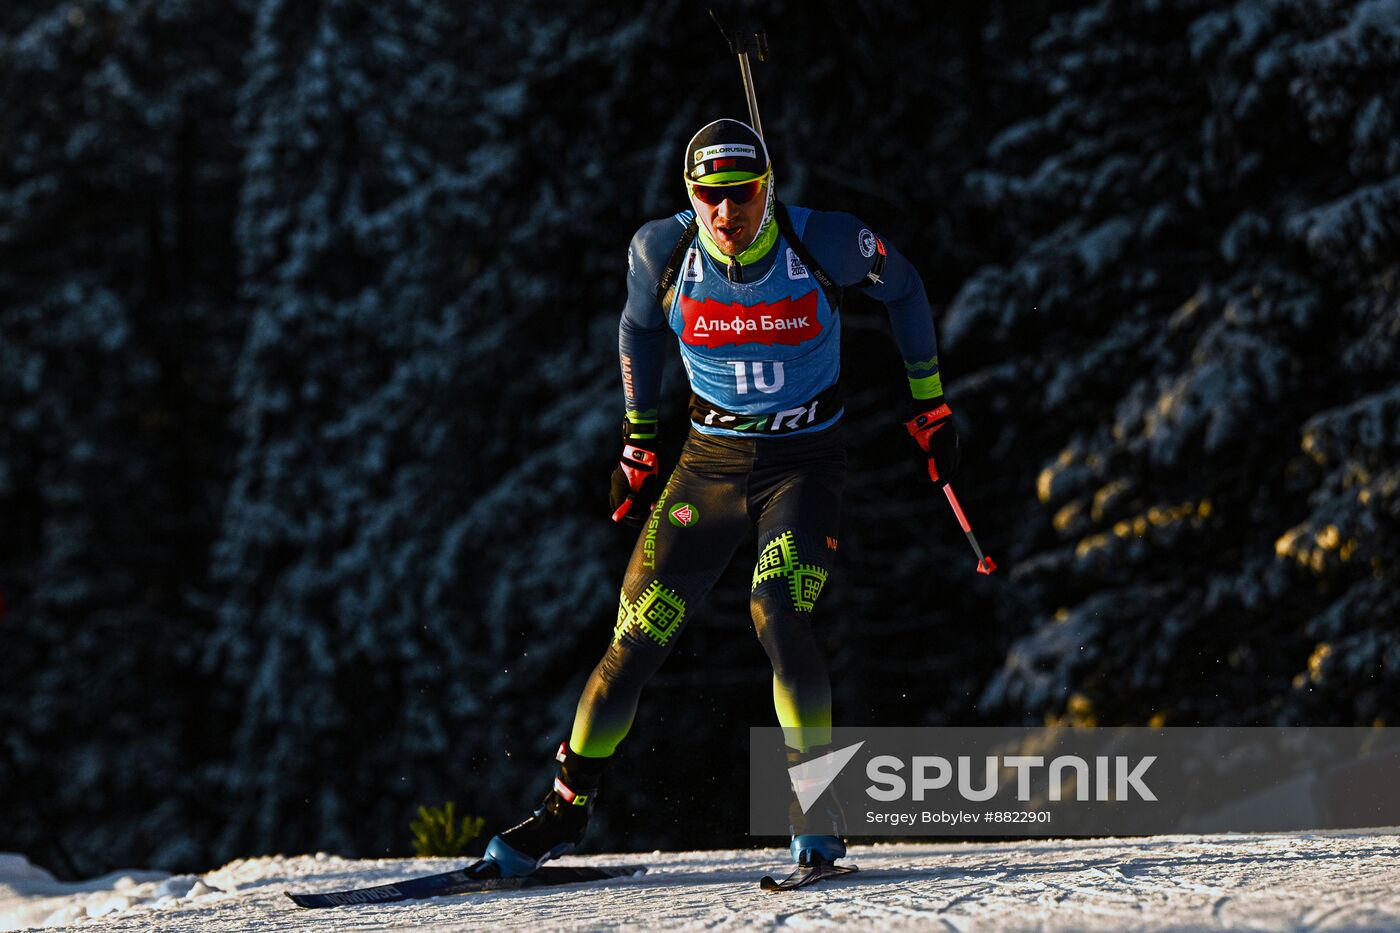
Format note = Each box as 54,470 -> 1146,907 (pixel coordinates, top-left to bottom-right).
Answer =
709,7 -> 768,139
941,483 -> 997,575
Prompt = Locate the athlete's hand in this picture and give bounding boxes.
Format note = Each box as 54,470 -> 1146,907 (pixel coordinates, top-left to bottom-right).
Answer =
905,400 -> 960,487
610,420 -> 661,524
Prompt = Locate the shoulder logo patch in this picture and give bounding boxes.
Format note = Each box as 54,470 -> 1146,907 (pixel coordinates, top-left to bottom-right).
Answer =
786,248 -> 809,280
683,248 -> 704,283
858,228 -> 877,259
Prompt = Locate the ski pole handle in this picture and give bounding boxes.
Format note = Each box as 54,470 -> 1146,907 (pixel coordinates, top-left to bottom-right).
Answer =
709,7 -> 767,139
943,483 -> 997,575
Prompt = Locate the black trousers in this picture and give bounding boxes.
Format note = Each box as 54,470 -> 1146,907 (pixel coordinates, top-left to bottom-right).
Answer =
569,424 -> 846,757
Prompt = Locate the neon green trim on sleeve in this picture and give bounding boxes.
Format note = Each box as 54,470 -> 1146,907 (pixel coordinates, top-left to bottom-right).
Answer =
625,409 -> 658,440
904,354 -> 939,376
908,372 -> 944,400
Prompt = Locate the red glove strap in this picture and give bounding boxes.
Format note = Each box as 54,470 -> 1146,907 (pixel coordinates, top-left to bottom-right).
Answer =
620,445 -> 657,492
905,402 -> 952,453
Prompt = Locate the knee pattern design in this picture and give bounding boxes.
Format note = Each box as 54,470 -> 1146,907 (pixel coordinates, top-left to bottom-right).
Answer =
752,530 -> 828,613
613,580 -> 688,646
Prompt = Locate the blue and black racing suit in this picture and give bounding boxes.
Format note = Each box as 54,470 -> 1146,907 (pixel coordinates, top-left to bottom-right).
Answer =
569,203 -> 945,758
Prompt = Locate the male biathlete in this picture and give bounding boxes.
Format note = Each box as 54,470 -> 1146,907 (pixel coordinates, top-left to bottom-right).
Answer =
483,119 -> 959,876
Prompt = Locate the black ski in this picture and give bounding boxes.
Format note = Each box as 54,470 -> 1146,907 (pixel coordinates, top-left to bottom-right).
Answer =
286,859 -> 646,908
760,860 -> 857,892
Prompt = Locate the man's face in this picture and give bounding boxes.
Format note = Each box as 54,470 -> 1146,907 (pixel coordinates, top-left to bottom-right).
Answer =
688,175 -> 770,256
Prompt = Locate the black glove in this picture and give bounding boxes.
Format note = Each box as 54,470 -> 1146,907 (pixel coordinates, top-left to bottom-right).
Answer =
905,399 -> 960,487
609,416 -> 661,524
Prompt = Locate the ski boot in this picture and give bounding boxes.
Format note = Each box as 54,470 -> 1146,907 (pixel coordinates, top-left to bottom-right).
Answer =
786,745 -> 849,867
484,741 -> 608,877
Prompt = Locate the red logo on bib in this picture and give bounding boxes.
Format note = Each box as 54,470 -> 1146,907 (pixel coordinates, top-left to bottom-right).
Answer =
680,293 -> 821,348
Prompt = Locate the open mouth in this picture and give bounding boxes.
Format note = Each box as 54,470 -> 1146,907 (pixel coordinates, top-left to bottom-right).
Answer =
715,223 -> 744,242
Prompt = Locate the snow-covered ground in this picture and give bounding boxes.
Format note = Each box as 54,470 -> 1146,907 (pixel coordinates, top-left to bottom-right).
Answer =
3,831 -> 1398,931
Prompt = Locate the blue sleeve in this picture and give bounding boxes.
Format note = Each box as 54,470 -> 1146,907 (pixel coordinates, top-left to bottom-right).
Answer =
619,219 -> 682,420
802,210 -> 944,404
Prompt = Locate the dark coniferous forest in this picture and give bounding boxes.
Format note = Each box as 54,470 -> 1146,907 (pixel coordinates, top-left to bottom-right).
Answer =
1,0 -> 1396,876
